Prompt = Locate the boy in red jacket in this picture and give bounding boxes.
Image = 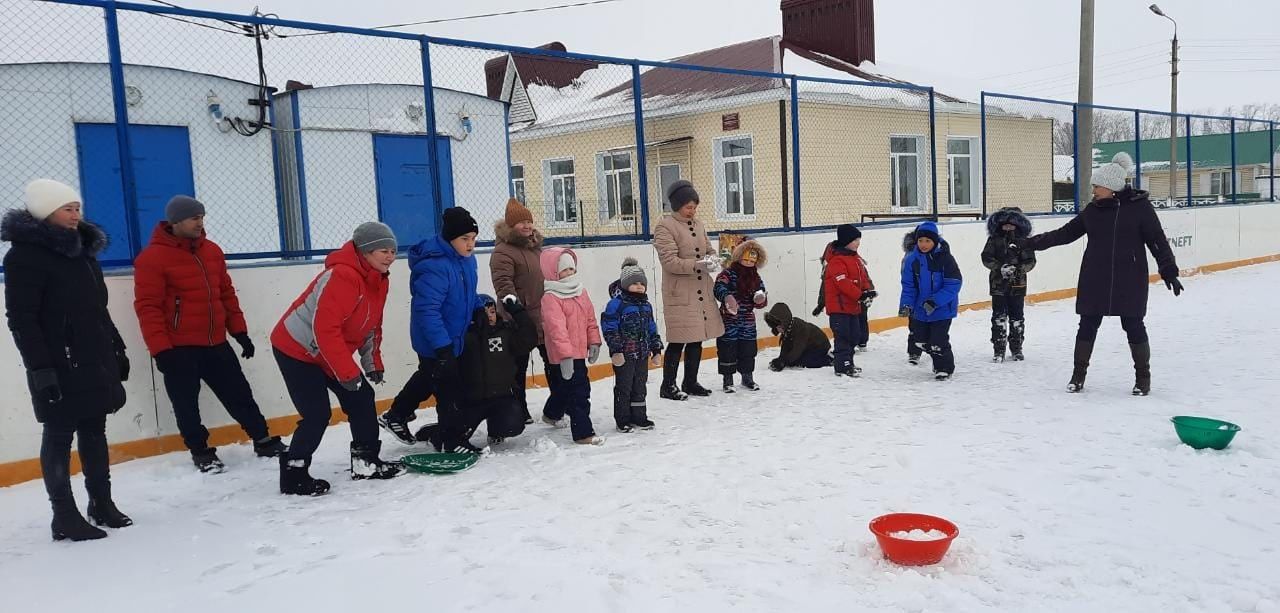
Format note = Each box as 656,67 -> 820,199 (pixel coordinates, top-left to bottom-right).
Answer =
823,224 -> 876,377
133,196 -> 283,474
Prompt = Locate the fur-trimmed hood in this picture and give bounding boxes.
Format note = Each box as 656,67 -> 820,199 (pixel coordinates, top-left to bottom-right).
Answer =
901,232 -> 916,254
730,239 -> 768,268
493,220 -> 544,250
986,207 -> 1032,239
1,208 -> 108,259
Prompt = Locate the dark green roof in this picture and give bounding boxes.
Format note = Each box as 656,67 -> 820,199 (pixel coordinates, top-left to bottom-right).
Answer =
1096,129 -> 1278,170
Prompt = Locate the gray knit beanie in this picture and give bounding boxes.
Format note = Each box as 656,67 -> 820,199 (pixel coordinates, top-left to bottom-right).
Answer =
165,195 -> 206,224
1092,152 -> 1134,193
352,221 -> 397,253
619,256 -> 647,289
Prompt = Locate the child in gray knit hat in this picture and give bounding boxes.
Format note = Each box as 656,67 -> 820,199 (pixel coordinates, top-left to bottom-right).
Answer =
601,257 -> 663,432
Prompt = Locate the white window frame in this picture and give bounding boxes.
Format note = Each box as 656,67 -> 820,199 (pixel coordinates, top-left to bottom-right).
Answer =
946,136 -> 980,210
890,134 -> 928,212
1209,169 -> 1238,196
658,163 -> 682,212
510,163 -> 526,204
542,157 -> 577,228
712,134 -> 757,220
595,150 -> 636,222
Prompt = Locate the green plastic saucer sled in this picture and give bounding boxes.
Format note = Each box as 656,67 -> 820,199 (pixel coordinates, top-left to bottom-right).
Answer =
400,453 -> 480,474
1170,416 -> 1241,451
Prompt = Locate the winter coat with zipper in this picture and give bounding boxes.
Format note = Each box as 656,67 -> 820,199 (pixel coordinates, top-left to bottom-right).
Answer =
713,239 -> 768,341
539,247 -> 602,364
652,213 -> 725,343
900,222 -> 963,323
133,221 -> 247,356
459,305 -> 538,403
601,279 -> 663,361
271,241 -> 386,383
490,221 -> 545,344
409,234 -> 481,358
763,303 -> 830,367
981,208 -> 1036,296
2,210 -> 127,423
824,242 -> 873,315
1026,187 -> 1177,318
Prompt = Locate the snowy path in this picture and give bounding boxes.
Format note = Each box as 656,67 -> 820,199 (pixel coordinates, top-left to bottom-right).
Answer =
3,264 -> 1280,612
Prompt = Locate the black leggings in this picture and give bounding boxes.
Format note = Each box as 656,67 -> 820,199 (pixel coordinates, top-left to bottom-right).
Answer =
662,342 -> 704,386
1077,315 -> 1148,344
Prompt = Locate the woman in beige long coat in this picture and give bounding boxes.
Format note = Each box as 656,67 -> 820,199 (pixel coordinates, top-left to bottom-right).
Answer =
653,180 -> 724,400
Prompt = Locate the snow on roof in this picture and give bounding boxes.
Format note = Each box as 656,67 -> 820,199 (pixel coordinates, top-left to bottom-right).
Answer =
781,49 -> 975,112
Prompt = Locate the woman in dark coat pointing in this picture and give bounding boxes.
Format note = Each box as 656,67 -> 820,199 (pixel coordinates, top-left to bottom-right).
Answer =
1025,153 -> 1183,395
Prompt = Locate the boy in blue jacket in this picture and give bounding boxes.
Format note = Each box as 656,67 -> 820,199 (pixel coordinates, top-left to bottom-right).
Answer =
601,258 -> 663,433
899,221 -> 963,380
380,207 -> 487,453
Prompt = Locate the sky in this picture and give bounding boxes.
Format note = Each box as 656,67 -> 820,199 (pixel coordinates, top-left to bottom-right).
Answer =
7,0 -> 1278,113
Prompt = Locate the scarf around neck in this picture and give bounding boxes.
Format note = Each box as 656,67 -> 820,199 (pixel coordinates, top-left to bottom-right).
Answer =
544,274 -> 584,298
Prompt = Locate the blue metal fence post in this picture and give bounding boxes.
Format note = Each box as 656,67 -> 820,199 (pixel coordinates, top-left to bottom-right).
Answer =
1185,115 -> 1193,205
1133,110 -> 1142,190
103,2 -> 142,259
980,92 -> 988,217
630,62 -> 652,239
1072,104 -> 1081,212
1230,118 -> 1237,204
420,38 -> 443,225
789,77 -> 801,230
928,88 -> 939,221
289,93 -> 312,253
1271,121 -> 1277,202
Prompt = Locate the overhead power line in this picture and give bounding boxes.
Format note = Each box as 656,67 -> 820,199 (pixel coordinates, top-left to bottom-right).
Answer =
279,0 -> 625,38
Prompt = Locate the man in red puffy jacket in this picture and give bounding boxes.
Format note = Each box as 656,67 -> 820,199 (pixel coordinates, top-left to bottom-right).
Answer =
133,196 -> 283,474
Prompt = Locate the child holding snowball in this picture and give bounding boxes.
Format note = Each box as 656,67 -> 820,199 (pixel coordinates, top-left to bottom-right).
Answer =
714,239 -> 769,392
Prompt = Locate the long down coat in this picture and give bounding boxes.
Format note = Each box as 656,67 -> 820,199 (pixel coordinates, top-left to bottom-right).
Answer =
653,213 -> 724,344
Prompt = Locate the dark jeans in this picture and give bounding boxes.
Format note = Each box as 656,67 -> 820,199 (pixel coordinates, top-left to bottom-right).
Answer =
41,415 -> 111,506
543,359 -> 594,440
464,396 -> 526,439
513,344 -> 551,421
386,355 -> 467,446
612,357 -> 649,427
274,349 -> 378,461
830,313 -> 858,372
910,319 -> 955,374
716,338 -> 758,375
1077,315 -> 1148,344
159,343 -> 269,452
662,342 -> 704,388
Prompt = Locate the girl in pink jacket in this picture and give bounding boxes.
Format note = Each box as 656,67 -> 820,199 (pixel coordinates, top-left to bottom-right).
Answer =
539,247 -> 604,445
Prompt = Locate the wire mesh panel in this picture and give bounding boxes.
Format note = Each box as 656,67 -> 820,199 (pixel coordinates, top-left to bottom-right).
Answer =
1134,110 -> 1180,207
0,0 -> 115,262
982,95 -> 1072,214
1185,115 -> 1232,207
1083,105 -> 1139,196
632,63 -> 785,236
115,9 -> 428,257
1234,119 -> 1273,204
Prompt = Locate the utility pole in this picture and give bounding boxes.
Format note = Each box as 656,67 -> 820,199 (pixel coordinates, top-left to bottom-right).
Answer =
1151,4 -> 1178,205
1077,0 -> 1095,191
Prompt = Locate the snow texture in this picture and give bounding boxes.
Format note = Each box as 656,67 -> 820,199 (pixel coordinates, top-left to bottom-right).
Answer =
3,264 -> 1280,612
889,529 -> 950,542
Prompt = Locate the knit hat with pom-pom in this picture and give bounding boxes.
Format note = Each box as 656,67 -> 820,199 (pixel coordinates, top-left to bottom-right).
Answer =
619,256 -> 647,289
1091,152 -> 1134,193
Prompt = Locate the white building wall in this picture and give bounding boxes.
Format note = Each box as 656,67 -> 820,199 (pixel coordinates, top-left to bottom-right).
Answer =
0,63 -> 278,257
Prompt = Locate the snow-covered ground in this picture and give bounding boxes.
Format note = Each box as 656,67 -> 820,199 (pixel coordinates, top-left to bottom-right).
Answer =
3,264 -> 1280,612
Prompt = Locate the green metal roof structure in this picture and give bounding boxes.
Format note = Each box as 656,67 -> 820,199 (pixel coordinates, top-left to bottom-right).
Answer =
1095,128 -> 1278,171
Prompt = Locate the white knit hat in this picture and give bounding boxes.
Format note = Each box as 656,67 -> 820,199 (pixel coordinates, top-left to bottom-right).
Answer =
557,251 -> 576,274
1091,152 -> 1134,193
24,179 -> 81,220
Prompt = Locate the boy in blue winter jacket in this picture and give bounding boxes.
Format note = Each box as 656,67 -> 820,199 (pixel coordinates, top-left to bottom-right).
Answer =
380,207 -> 487,453
601,258 -> 663,433
899,221 -> 963,380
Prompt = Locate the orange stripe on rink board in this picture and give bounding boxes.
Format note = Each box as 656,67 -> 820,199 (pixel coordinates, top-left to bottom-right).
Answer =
3,253 -> 1278,487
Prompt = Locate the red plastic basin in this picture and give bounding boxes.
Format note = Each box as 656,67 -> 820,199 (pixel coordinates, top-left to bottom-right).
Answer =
868,513 -> 959,566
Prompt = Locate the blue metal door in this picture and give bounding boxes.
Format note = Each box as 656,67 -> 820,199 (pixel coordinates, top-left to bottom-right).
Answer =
372,134 -> 454,248
74,123 -> 195,263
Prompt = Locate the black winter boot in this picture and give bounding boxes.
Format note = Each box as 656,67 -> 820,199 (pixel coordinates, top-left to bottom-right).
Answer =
660,348 -> 687,401
191,448 -> 225,474
722,374 -> 736,393
350,441 -> 408,480
1068,339 -> 1094,393
42,437 -> 107,541
253,436 -> 288,458
681,344 -> 712,396
740,372 -> 760,391
1130,342 -> 1152,396
1009,320 -> 1026,361
991,316 -> 1008,363
280,456 -> 330,496
79,423 -> 131,529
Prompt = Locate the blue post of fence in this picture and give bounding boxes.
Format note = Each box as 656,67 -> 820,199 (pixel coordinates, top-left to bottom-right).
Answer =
1230,118 -> 1237,204
290,93 -> 312,252
980,93 -> 988,217
789,77 -> 801,230
1271,121 -> 1276,202
1072,104 -> 1080,212
1185,115 -> 1193,205
420,39 -> 443,225
928,88 -> 939,222
630,62 -> 652,240
1133,111 -> 1142,190
103,3 -> 142,259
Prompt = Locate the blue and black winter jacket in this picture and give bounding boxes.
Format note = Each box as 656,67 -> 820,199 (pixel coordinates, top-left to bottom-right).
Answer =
900,222 -> 963,322
601,280 -> 663,361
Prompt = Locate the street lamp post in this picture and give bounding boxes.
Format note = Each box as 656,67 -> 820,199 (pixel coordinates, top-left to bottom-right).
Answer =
1150,4 -> 1178,205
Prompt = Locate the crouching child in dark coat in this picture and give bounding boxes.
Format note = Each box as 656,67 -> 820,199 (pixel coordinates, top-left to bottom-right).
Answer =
764,302 -> 832,371
601,258 -> 663,433
981,207 -> 1036,362
415,295 -> 537,450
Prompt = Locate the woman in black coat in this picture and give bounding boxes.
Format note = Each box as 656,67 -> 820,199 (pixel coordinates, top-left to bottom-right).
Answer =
3,179 -> 132,541
1025,153 -> 1183,395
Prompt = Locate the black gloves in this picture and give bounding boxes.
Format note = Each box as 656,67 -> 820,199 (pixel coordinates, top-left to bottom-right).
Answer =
811,304 -> 824,317
366,370 -> 385,385
898,305 -> 912,318
154,349 -> 179,374
1165,277 -> 1184,296
233,333 -> 255,360
434,346 -> 459,381
503,297 -> 525,315
859,290 -> 878,309
30,368 -> 62,404
922,300 -> 938,316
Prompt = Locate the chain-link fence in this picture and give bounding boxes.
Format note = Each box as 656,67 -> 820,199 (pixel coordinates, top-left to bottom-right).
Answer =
4,0 -> 1278,270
